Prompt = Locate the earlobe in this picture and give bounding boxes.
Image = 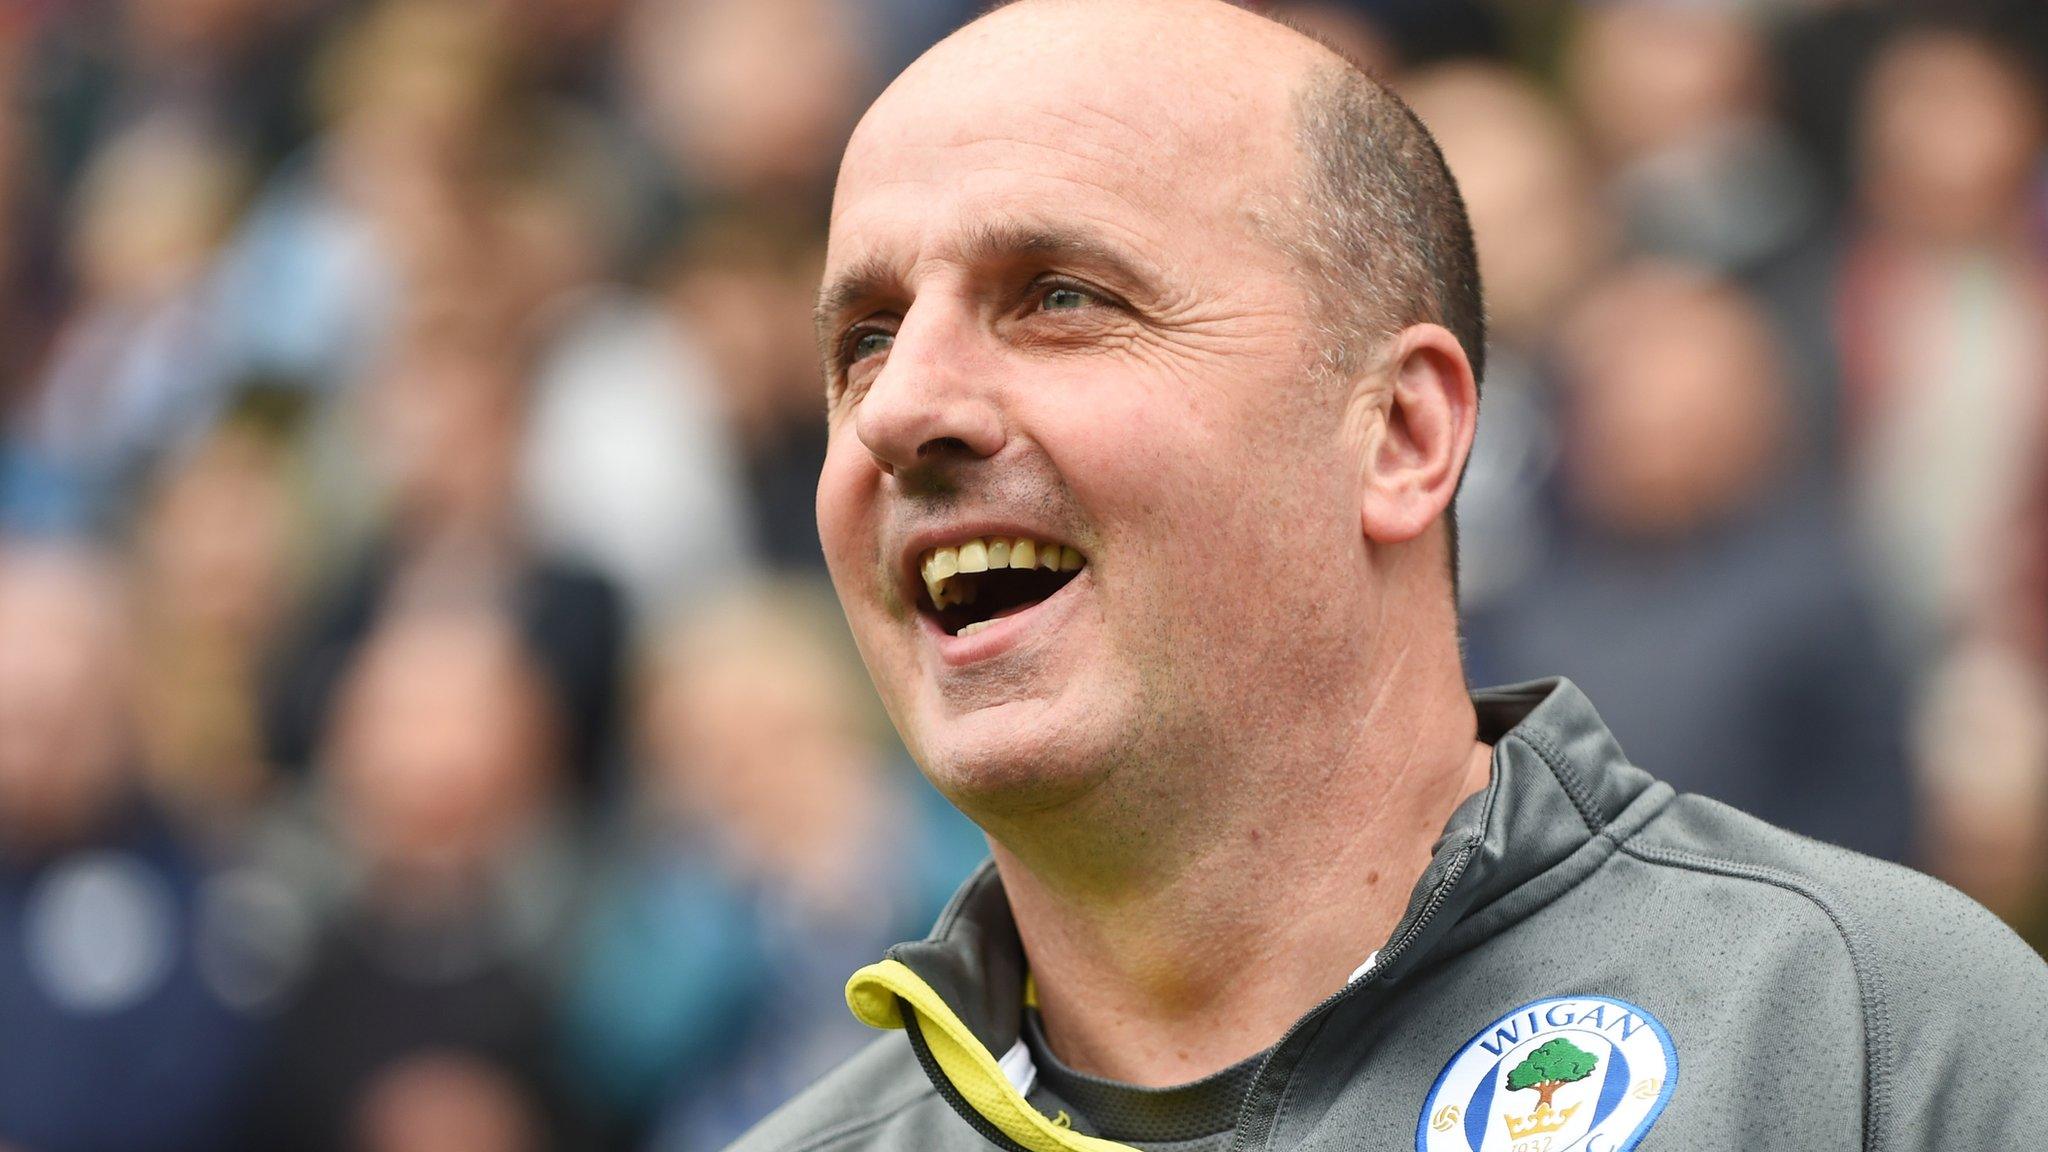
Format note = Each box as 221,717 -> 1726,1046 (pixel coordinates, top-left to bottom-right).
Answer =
1355,324 -> 1478,547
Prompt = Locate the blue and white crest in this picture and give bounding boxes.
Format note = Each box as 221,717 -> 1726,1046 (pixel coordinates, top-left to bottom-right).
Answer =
1417,995 -> 1677,1152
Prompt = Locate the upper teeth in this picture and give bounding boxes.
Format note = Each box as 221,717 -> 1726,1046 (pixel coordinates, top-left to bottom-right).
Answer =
920,536 -> 1083,608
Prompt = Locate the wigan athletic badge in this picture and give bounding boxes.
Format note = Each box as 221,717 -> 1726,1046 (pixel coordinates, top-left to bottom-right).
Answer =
1417,995 -> 1677,1152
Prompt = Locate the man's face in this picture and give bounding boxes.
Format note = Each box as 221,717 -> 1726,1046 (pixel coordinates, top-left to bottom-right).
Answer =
816,6 -> 1364,817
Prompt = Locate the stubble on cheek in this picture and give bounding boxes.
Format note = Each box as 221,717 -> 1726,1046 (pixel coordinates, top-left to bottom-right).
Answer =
874,565 -> 913,622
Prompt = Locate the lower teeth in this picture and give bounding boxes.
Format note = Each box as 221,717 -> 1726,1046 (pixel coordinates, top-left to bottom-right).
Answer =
956,619 -> 997,638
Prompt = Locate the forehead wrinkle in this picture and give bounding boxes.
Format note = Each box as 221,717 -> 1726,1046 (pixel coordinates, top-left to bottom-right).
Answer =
831,148 -> 1243,284
867,98 -> 1178,172
954,217 -> 1165,288
1025,98 -> 1168,154
837,132 -> 1176,219
824,201 -> 1175,313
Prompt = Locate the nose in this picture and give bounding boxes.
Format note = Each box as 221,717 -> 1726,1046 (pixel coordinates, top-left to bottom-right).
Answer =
854,305 -> 1006,476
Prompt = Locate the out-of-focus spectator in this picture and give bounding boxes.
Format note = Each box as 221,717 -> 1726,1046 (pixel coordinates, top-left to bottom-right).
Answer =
250,606 -> 580,1152
1405,62 -> 1606,606
1466,263 -> 1912,862
0,542 -> 261,1152
1916,634 -> 2048,941
1913,432 -> 2048,947
0,31 -> 64,444
1405,62 -> 1605,358
3,116 -> 247,531
1277,0 -> 1502,67
487,0 -> 634,103
521,283 -> 757,622
214,0 -> 728,626
502,112 -> 758,621
559,581 -> 984,1149
212,0 -> 522,393
21,0 -> 327,187
1565,1 -> 1820,275
353,1050 -> 552,1152
1265,2 -> 1398,76
664,211 -> 833,571
618,0 -> 872,215
1833,25 -> 2048,663
264,299 -> 626,791
133,413 -> 303,841
1770,0 -> 1894,208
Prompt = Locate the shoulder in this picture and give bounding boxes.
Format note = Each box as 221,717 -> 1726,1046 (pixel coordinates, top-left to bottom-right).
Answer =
1624,793 -> 2038,981
1622,793 -> 2048,1141
724,1034 -> 948,1152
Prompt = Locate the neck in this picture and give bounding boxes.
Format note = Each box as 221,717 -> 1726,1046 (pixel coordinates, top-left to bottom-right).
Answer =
989,617 -> 1488,1087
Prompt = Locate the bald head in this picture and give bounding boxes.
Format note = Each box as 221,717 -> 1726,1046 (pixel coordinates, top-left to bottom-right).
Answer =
860,0 -> 1329,148
838,0 -> 1480,387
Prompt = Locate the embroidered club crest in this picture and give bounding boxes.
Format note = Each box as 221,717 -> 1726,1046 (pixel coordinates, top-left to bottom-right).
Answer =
1417,995 -> 1677,1152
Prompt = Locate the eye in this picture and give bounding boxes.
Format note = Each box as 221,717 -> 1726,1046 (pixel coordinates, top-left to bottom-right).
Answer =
848,328 -> 894,363
1039,285 -> 1097,312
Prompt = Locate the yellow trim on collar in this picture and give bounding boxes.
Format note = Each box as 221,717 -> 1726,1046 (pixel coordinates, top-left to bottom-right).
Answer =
846,959 -> 1139,1152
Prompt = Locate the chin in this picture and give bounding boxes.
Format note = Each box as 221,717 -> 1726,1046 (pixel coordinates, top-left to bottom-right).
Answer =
907,698 -> 1120,821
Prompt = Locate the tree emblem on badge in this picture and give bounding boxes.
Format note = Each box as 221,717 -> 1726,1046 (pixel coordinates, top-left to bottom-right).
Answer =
1417,996 -> 1676,1152
1503,1037 -> 1599,1139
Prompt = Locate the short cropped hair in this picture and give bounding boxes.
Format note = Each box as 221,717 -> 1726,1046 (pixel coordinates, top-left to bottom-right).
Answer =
1282,62 -> 1484,593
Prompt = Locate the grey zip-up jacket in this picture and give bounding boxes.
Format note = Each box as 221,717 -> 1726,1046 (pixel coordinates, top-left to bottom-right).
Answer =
729,679 -> 2048,1152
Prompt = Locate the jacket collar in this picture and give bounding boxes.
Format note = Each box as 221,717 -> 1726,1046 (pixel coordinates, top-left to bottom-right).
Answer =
843,678 -> 1669,1149
1371,677 -> 1665,982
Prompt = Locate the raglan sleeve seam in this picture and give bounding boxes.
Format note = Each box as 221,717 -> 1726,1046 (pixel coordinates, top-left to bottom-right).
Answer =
1616,839 -> 1893,1152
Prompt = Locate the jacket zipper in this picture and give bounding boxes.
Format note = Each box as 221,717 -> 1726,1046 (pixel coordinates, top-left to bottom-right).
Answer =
1224,836 -> 1481,1152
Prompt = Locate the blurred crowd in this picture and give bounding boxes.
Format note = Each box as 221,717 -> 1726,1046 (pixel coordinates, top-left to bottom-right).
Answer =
0,0 -> 2042,1149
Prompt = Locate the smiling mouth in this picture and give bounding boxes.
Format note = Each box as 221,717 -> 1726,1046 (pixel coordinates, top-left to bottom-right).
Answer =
918,536 -> 1086,637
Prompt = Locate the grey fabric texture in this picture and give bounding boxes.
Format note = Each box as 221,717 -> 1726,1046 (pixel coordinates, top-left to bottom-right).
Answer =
727,678 -> 2048,1152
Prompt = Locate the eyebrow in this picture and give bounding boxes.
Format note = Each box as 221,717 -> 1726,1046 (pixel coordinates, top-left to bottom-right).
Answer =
814,255 -> 902,357
813,219 -> 1160,354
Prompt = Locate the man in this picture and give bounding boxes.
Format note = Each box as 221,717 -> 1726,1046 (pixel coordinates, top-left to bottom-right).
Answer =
0,546 -> 261,1152
737,1 -> 2048,1149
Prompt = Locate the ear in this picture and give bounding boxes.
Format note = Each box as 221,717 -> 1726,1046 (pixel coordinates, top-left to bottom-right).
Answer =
1353,324 -> 1478,546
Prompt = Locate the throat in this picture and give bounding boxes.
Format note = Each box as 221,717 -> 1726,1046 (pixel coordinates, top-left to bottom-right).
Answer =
987,777 -> 1454,1087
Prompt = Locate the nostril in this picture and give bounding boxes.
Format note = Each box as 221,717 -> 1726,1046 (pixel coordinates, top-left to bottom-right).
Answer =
916,436 -> 974,459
